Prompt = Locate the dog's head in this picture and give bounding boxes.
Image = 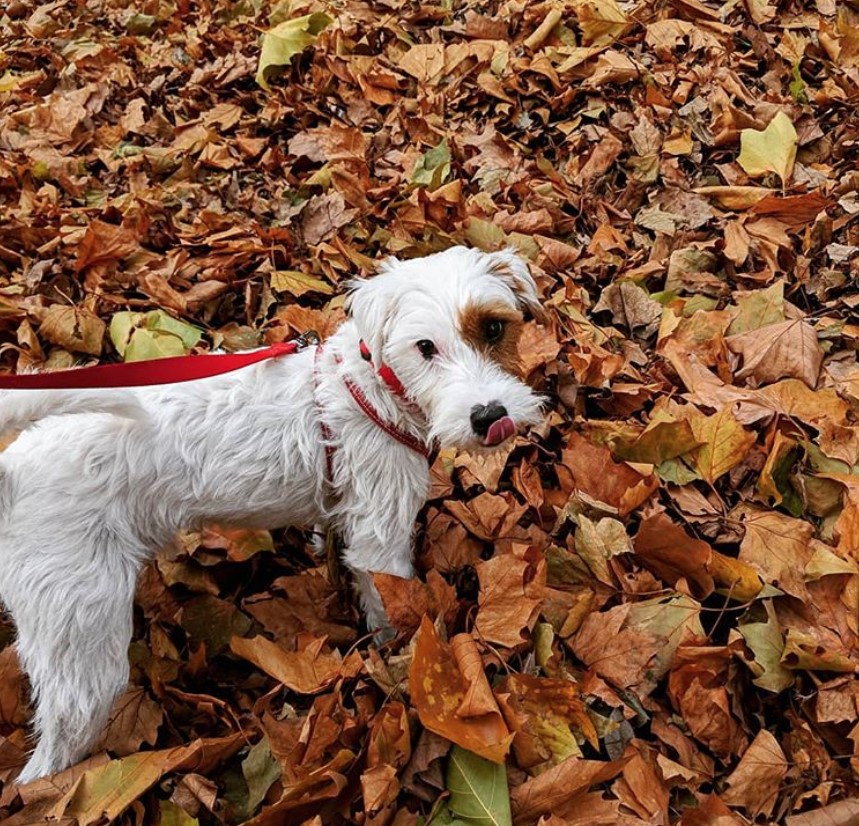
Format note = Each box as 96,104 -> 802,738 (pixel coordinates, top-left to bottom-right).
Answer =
345,246 -> 546,450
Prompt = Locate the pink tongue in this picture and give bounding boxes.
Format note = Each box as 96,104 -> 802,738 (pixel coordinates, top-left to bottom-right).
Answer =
484,416 -> 516,446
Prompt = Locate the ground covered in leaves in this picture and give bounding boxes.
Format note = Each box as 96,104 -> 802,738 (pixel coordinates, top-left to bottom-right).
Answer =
1,0 -> 859,823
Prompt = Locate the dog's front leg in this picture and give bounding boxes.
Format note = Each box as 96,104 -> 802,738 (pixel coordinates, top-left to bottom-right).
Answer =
338,500 -> 420,639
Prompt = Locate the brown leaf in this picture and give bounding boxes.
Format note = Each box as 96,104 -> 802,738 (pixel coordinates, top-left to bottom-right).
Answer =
73,220 -> 139,273
474,549 -> 545,648
510,753 -> 629,824
559,432 -> 659,516
737,506 -> 813,600
634,513 -> 714,599
408,616 -> 513,763
668,645 -> 748,759
498,674 -> 598,771
374,570 -> 457,637
229,634 -> 361,694
726,319 -> 823,388
570,596 -> 703,697
721,729 -> 787,817
50,735 -> 244,825
0,647 -> 30,727
95,688 -> 163,757
39,305 -> 105,356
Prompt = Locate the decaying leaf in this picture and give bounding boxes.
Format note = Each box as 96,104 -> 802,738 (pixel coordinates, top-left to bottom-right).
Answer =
409,617 -> 513,763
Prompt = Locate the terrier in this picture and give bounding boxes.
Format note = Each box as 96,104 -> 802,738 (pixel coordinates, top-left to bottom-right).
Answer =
0,245 -> 546,781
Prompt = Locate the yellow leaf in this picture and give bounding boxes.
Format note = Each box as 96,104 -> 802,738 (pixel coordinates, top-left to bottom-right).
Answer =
737,111 -> 797,186
256,13 -> 333,91
0,70 -> 41,93
573,0 -> 628,46
271,270 -> 334,297
688,407 -> 756,484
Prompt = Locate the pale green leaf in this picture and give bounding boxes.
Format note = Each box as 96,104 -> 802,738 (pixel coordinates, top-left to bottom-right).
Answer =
145,309 -> 203,349
109,311 -> 139,357
464,218 -> 507,251
411,139 -> 451,190
446,746 -> 512,826
737,111 -> 797,186
123,328 -> 189,362
256,13 -> 333,91
241,736 -> 281,816
728,281 -> 785,336
736,602 -> 793,693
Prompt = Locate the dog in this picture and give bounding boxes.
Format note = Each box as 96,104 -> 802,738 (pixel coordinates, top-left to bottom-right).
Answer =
0,245 -> 545,782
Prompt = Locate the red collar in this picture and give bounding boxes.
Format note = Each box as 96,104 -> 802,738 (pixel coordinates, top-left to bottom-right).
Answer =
326,342 -> 431,462
358,339 -> 416,410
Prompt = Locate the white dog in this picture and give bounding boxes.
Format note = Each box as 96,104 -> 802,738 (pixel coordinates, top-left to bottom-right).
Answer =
0,246 -> 545,782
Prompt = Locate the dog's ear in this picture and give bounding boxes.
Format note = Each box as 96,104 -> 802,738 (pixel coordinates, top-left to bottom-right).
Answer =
486,249 -> 548,324
344,271 -> 401,358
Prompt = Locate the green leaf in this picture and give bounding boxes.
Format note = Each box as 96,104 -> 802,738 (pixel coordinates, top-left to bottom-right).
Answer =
158,800 -> 199,826
789,63 -> 808,104
145,309 -> 203,349
241,736 -> 281,817
411,139 -> 451,190
446,746 -> 512,826
256,12 -> 333,90
737,602 -> 793,693
111,310 -> 202,361
124,328 -> 188,362
727,281 -> 785,336
271,270 -> 334,297
110,311 -> 140,357
737,111 -> 797,186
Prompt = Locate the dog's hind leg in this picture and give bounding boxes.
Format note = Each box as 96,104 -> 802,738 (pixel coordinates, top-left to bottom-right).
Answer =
11,543 -> 142,783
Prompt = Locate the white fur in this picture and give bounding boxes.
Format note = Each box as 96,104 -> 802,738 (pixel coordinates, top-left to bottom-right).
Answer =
0,246 -> 544,781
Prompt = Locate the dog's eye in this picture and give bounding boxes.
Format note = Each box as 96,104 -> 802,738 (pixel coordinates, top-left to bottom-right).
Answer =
485,319 -> 505,343
416,340 -> 437,359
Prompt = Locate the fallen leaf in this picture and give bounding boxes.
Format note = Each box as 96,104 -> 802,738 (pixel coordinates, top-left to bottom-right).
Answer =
737,111 -> 798,186
721,729 -> 788,818
409,616 -> 513,763
256,13 -> 333,90
446,746 -> 512,826
726,319 -> 823,388
229,634 -> 357,694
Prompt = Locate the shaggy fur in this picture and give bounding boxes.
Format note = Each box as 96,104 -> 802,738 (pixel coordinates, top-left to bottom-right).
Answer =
0,246 -> 544,781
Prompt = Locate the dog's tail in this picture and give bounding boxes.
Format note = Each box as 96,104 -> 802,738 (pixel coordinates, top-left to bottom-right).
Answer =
0,389 -> 145,435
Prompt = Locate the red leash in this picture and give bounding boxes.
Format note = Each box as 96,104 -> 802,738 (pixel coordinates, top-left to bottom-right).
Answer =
1,333 -> 433,464
0,340 -> 300,389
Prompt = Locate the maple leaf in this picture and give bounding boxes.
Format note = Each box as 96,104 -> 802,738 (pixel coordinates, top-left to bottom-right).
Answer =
737,111 -> 797,186
727,318 -> 823,388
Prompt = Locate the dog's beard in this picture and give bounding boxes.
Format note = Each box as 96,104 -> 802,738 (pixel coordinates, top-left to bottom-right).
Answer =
423,371 -> 544,451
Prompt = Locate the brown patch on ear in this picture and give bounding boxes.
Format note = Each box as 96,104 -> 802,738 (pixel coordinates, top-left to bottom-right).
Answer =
486,257 -> 549,325
459,301 -> 525,377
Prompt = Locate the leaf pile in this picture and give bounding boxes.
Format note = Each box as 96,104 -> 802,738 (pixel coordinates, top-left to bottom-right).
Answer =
2,0 -> 859,823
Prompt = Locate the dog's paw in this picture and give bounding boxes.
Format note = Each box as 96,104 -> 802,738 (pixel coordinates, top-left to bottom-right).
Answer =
371,621 -> 397,646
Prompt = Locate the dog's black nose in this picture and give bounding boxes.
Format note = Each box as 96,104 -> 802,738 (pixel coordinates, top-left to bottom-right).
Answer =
470,402 -> 508,436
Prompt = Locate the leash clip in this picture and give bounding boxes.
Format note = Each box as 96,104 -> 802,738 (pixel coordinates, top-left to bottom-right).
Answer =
295,330 -> 321,349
